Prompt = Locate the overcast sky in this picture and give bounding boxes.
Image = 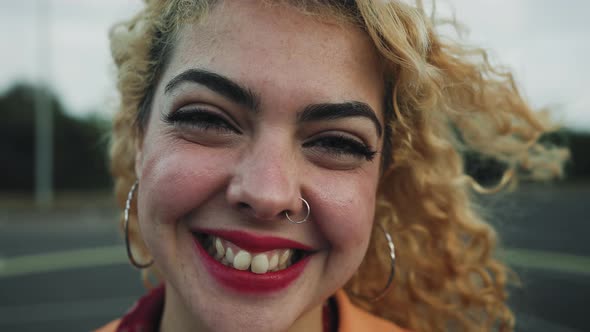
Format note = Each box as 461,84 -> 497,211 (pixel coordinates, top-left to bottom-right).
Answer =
1,0 -> 588,131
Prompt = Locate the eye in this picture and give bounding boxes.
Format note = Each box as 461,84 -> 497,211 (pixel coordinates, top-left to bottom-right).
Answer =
303,133 -> 377,162
163,107 -> 241,134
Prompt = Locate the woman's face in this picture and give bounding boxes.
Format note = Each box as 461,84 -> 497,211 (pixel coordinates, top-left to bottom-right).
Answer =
135,1 -> 385,331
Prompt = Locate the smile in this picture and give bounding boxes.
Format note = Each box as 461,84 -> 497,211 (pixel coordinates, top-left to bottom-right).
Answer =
197,233 -> 309,273
191,229 -> 314,293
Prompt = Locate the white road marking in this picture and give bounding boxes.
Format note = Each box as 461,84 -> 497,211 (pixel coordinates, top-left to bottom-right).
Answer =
0,245 -> 127,278
0,245 -> 589,278
501,248 -> 590,275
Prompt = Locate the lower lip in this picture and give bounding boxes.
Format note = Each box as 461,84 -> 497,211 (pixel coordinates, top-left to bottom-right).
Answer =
192,236 -> 311,293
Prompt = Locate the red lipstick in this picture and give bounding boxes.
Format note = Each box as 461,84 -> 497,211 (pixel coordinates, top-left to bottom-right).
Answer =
191,230 -> 312,293
194,228 -> 313,253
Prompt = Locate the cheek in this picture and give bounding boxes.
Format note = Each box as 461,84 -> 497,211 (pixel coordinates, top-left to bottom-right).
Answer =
312,168 -> 378,253
137,143 -> 234,226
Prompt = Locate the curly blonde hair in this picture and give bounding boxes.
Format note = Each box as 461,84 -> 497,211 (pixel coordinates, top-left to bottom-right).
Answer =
108,1 -> 568,331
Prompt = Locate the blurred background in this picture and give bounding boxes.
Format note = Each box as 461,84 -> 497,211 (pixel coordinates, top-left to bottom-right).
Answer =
0,1 -> 588,331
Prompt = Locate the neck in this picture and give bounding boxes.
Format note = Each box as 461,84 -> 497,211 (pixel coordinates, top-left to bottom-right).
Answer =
288,304 -> 323,332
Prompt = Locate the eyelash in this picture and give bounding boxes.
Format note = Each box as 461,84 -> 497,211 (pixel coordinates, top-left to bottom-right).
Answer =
164,108 -> 377,161
303,134 -> 377,161
163,108 -> 241,134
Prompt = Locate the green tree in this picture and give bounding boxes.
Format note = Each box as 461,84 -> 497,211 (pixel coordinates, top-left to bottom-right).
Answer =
0,83 -> 112,191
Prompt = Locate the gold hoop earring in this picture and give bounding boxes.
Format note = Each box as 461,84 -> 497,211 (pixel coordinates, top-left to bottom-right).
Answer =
350,223 -> 396,302
124,180 -> 154,269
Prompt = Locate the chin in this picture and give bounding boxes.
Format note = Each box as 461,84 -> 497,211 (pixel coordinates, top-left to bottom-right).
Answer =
174,283 -> 311,332
157,229 -> 327,332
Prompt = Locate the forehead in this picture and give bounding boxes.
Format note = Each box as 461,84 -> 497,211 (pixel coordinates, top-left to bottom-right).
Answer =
164,0 -> 384,113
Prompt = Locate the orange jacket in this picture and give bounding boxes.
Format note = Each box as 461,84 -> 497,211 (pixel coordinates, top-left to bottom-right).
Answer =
333,290 -> 408,332
95,289 -> 408,332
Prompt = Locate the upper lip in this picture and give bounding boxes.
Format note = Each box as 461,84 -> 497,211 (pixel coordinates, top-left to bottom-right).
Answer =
192,228 -> 313,253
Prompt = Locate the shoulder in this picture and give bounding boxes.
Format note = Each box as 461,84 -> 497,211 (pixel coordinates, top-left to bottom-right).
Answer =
334,290 -> 410,332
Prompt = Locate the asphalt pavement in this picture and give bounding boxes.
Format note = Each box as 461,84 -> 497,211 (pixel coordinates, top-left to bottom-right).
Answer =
0,184 -> 588,331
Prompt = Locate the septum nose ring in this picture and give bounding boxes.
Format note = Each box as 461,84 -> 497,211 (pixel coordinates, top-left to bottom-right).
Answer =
285,197 -> 310,224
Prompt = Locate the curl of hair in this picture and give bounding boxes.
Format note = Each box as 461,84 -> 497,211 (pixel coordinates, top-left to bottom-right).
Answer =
108,1 -> 569,331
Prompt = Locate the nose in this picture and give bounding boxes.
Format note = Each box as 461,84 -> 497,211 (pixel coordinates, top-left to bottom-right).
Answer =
226,136 -> 305,222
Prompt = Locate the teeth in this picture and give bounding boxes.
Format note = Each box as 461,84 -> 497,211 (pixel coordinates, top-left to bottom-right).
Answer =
251,254 -> 269,274
203,235 -> 302,274
225,247 -> 235,263
279,250 -> 291,265
215,238 -> 225,259
269,253 -> 279,271
233,251 -> 252,271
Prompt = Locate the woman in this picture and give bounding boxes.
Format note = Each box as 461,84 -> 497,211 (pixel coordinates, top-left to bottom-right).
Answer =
98,0 -> 567,331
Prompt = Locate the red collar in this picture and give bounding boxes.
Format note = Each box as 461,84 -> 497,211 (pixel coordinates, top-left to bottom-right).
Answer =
116,285 -> 165,332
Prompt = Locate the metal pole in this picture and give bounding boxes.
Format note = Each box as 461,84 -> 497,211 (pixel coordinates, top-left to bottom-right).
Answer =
34,0 -> 53,208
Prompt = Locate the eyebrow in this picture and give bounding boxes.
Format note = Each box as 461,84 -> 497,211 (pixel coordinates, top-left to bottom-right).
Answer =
165,69 -> 260,111
165,69 -> 382,137
298,102 -> 383,138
